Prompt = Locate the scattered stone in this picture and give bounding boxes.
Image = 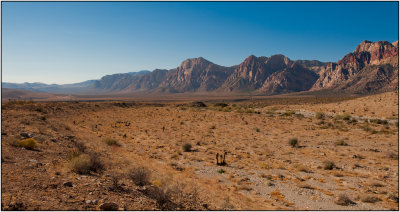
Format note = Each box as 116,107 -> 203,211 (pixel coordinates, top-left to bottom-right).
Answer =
63,182 -> 73,187
20,132 -> 33,138
50,138 -> 57,143
64,135 -> 75,140
99,202 -> 119,211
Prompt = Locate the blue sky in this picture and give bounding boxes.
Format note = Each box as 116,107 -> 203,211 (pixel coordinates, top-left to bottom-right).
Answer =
2,2 -> 399,84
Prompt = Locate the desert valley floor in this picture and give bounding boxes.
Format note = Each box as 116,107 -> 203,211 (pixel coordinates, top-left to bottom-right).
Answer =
1,92 -> 399,210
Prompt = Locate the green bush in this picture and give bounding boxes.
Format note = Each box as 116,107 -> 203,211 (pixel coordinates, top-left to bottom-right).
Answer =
182,143 -> 192,152
18,138 -> 38,150
217,169 -> 225,174
288,138 -> 298,148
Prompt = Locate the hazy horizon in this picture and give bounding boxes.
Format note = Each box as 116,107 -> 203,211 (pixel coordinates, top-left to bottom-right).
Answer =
2,1 -> 398,84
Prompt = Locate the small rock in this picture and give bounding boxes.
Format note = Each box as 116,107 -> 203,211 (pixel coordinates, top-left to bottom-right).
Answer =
99,202 -> 119,211
86,200 -> 92,204
20,132 -> 33,138
64,135 -> 75,140
63,182 -> 73,187
50,138 -> 57,143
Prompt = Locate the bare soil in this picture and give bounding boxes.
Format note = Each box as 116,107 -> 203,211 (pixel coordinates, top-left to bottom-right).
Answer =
1,91 -> 398,210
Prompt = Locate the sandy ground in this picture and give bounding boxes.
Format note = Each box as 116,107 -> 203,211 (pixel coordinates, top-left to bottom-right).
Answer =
1,91 -> 398,210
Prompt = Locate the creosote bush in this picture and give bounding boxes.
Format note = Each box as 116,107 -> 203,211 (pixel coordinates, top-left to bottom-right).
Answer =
18,138 -> 38,150
217,169 -> 225,174
361,195 -> 381,203
104,138 -> 119,146
335,140 -> 348,146
182,143 -> 192,152
288,138 -> 298,148
214,103 -> 228,107
335,194 -> 356,206
316,112 -> 325,119
128,166 -> 150,186
323,161 -> 335,170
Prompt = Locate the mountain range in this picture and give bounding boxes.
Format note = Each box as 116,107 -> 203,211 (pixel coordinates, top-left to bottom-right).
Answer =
3,40 -> 398,96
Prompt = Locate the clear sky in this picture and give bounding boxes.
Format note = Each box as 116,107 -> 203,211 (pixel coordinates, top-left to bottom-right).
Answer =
2,1 -> 399,84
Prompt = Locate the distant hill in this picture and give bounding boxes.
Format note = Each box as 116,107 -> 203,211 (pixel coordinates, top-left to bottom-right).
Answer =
2,88 -> 61,100
2,41 -> 398,96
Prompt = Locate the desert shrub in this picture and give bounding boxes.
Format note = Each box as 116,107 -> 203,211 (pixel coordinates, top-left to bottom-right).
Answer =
244,108 -> 255,113
335,194 -> 356,206
128,166 -> 150,186
335,140 -> 348,146
297,165 -> 312,173
282,110 -> 295,116
342,114 -> 351,121
256,128 -> 260,132
323,161 -> 335,170
288,138 -> 298,148
191,101 -> 206,107
182,143 -> 192,152
210,125 -> 216,129
153,186 -> 172,209
69,152 -> 104,175
315,112 -> 325,119
217,169 -> 225,174
104,138 -> 119,146
214,103 -> 228,107
388,193 -> 399,203
334,114 -> 343,121
387,152 -> 397,159
18,138 -> 37,150
361,195 -> 381,203
69,154 -> 92,174
74,141 -> 86,153
222,107 -> 231,112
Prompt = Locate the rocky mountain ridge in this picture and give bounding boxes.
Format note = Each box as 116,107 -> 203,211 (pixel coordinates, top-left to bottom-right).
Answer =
3,40 -> 398,95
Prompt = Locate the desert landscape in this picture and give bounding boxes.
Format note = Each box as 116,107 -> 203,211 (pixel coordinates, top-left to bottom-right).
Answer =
1,91 -> 398,210
2,2 -> 398,211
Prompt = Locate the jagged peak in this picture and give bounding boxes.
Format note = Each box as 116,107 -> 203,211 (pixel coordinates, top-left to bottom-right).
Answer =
180,57 -> 213,68
354,40 -> 395,53
265,54 -> 291,66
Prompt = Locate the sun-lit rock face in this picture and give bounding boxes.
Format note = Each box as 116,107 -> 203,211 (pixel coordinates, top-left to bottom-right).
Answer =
311,40 -> 398,93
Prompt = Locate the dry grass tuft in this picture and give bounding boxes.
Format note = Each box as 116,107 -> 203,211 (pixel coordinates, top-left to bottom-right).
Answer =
18,138 -> 38,150
69,152 -> 104,175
